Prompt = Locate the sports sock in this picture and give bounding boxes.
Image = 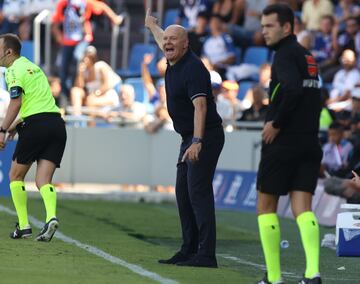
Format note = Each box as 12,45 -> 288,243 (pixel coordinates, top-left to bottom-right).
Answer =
258,213 -> 282,283
10,181 -> 29,229
296,211 -> 320,278
40,184 -> 57,222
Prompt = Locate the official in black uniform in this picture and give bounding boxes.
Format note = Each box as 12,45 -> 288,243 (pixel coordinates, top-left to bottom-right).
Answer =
145,9 -> 224,268
256,4 -> 322,284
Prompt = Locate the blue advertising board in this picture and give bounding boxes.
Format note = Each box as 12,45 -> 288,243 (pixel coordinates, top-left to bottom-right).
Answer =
0,141 -> 16,196
213,169 -> 257,212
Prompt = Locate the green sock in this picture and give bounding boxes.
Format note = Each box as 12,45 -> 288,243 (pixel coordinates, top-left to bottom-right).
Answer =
258,213 -> 282,283
40,184 -> 57,222
10,181 -> 29,229
296,211 -> 320,278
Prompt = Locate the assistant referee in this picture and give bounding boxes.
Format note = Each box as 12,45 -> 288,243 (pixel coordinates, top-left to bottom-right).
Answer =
0,34 -> 66,242
145,10 -> 224,268
256,4 -> 322,284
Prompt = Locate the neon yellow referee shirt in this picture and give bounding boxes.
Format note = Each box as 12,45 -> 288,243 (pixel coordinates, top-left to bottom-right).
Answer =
5,56 -> 59,119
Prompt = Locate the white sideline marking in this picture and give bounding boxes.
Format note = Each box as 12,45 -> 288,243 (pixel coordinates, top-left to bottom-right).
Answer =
218,254 -> 360,282
0,205 -> 178,284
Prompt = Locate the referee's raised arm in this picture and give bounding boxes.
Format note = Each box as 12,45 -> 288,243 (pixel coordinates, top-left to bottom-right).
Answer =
145,8 -> 164,51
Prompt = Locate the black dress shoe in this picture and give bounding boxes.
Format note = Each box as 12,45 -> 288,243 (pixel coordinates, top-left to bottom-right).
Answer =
158,251 -> 191,264
176,255 -> 218,268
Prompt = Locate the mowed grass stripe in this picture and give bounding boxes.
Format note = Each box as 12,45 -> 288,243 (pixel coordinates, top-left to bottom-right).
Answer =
0,202 -> 177,284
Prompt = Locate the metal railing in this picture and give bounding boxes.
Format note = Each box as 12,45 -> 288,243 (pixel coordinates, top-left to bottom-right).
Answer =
110,12 -> 131,70
144,0 -> 164,44
33,9 -> 52,74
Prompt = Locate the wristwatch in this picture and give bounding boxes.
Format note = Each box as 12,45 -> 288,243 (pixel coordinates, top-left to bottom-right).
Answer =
192,137 -> 203,144
0,126 -> 7,133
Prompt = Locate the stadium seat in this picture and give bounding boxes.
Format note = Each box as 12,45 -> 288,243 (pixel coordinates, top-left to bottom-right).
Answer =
163,9 -> 189,29
124,77 -> 148,103
243,47 -> 269,66
117,43 -> 158,78
21,40 -> 34,62
234,47 -> 242,65
237,81 -> 253,100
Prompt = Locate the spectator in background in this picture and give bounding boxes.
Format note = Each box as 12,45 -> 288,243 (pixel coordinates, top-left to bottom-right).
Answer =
294,13 -> 312,49
177,0 -> 208,29
70,45 -> 121,116
320,122 -> 353,177
212,0 -> 244,26
239,85 -> 268,122
202,14 -> 236,78
52,0 -> 123,105
216,80 -> 243,124
48,76 -> 62,109
311,15 -> 335,64
224,0 -> 268,47
334,0 -> 360,32
328,49 -> 360,110
335,88 -> 360,130
142,53 -> 166,108
319,87 -> 336,130
301,0 -> 333,31
187,11 -> 209,57
107,84 -> 146,125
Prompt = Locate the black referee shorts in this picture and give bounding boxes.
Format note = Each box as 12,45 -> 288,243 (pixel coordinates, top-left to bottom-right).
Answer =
13,113 -> 67,167
257,141 -> 322,195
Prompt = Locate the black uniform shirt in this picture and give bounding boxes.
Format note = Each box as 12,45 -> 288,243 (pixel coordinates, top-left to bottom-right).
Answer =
266,35 -> 322,142
165,49 -> 222,136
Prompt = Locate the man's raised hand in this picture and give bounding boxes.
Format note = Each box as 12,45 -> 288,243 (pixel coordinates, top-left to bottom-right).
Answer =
145,8 -> 158,28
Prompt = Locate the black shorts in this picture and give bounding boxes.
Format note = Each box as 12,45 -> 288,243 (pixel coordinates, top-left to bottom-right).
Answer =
257,142 -> 323,195
13,113 -> 67,167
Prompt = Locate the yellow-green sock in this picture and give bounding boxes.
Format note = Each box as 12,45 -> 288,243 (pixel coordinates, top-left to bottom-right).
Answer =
10,181 -> 29,229
296,211 -> 320,278
258,213 -> 282,283
40,184 -> 57,222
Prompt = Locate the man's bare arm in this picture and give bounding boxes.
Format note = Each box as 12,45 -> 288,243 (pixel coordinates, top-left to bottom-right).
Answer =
145,8 -> 164,51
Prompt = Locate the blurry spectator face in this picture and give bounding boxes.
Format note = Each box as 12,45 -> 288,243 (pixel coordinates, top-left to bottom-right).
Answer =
328,128 -> 343,145
209,16 -> 223,36
49,78 -> 61,98
163,26 -> 189,64
341,49 -> 356,69
320,16 -> 334,34
120,84 -> 135,107
346,18 -> 359,36
157,57 -> 167,77
259,64 -> 271,86
222,81 -> 239,100
196,15 -> 208,33
83,54 -> 96,68
261,13 -> 292,46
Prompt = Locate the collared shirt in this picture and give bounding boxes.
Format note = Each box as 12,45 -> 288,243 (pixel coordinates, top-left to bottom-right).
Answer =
165,49 -> 222,136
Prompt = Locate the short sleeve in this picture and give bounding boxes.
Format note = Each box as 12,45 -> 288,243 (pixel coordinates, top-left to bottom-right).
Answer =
52,0 -> 67,23
185,63 -> 211,100
5,67 -> 24,90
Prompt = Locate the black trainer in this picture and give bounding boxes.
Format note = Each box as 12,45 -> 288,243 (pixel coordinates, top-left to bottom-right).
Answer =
35,217 -> 59,242
256,273 -> 284,284
298,275 -> 322,284
176,255 -> 218,268
158,251 -> 192,264
9,223 -> 32,239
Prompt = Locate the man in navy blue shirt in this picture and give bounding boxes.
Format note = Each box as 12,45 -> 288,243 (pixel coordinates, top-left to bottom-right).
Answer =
145,9 -> 224,268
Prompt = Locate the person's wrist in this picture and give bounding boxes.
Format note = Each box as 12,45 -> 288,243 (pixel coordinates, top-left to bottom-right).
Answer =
192,137 -> 203,144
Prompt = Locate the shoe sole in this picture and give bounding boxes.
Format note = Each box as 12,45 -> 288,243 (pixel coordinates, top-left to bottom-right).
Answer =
36,220 -> 59,242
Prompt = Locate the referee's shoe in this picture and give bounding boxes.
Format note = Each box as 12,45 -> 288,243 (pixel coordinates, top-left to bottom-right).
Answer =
256,273 -> 284,284
9,223 -> 32,239
35,217 -> 59,242
298,274 -> 322,284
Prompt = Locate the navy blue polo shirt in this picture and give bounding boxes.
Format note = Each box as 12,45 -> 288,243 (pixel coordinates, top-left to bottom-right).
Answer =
165,49 -> 222,136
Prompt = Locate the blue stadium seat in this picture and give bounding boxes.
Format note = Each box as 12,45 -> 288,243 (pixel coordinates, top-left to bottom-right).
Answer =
124,77 -> 148,103
163,9 -> 189,29
243,47 -> 269,66
234,47 -> 242,65
21,40 -> 34,62
237,81 -> 254,100
117,43 -> 158,78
